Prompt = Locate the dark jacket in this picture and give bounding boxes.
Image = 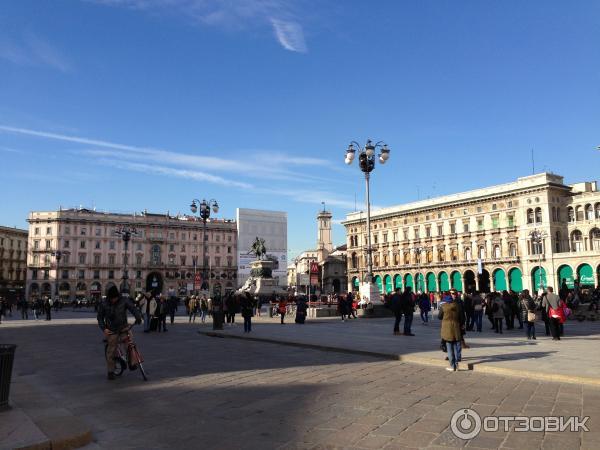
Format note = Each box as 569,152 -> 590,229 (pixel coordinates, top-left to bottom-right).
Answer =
398,291 -> 414,314
97,297 -> 142,332
240,295 -> 254,318
520,295 -> 536,323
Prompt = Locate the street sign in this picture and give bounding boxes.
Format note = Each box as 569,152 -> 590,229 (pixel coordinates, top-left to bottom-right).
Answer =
310,274 -> 319,286
310,262 -> 319,274
194,273 -> 202,289
298,274 -> 310,286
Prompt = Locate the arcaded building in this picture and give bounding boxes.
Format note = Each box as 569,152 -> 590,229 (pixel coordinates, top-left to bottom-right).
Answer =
0,225 -> 28,300
26,208 -> 237,301
343,173 -> 600,295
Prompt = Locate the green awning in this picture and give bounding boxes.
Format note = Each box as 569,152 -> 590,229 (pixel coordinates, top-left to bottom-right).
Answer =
405,274 -> 414,290
577,264 -> 595,286
353,277 -> 360,287
426,273 -> 436,292
493,269 -> 507,291
509,268 -> 523,292
439,272 -> 450,291
451,271 -> 462,291
394,274 -> 402,289
374,275 -> 383,293
384,275 -> 393,293
558,265 -> 574,289
531,267 -> 547,291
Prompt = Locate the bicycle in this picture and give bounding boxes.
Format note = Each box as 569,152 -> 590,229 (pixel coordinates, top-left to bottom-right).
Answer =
103,324 -> 148,381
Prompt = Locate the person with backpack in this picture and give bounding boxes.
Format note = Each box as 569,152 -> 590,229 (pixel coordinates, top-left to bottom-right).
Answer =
471,291 -> 484,332
520,290 -> 537,340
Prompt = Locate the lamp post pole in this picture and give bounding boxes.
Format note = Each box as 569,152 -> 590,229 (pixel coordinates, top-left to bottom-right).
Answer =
51,250 -> 69,302
190,199 -> 219,296
344,140 -> 390,300
530,229 -> 548,291
114,225 -> 137,297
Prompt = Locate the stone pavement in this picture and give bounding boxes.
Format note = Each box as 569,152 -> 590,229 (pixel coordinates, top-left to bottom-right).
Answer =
205,312 -> 600,386
0,314 -> 599,449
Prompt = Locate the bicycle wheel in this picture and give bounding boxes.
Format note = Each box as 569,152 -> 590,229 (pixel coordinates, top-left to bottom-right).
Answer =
105,343 -> 126,376
130,345 -> 148,381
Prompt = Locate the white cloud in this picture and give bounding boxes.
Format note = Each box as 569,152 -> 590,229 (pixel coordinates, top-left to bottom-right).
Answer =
89,0 -> 308,52
0,33 -> 71,72
270,18 -> 306,53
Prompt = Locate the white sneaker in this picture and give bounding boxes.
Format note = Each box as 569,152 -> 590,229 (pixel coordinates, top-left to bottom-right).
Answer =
445,367 -> 454,372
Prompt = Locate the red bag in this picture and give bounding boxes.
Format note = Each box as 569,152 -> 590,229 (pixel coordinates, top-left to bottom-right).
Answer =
549,303 -> 566,323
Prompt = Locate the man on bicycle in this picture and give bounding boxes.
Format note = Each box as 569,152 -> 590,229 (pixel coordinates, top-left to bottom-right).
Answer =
97,286 -> 142,380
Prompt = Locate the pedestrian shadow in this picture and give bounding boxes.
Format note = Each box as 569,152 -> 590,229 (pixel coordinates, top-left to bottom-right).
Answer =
464,350 -> 559,368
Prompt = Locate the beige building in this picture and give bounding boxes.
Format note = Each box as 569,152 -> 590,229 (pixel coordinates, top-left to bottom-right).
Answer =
0,225 -> 28,300
343,173 -> 600,295
26,208 -> 237,301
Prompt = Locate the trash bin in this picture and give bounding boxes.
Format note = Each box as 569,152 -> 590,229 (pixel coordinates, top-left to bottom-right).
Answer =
0,344 -> 17,410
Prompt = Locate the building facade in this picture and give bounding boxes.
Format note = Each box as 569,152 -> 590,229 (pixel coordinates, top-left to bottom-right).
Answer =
344,173 -> 600,295
236,208 -> 287,288
26,208 -> 237,301
0,225 -> 28,301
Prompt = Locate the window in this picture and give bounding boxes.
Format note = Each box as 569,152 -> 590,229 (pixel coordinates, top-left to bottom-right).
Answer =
576,206 -> 583,221
180,255 -> 186,265
204,234 -> 208,241
108,254 -> 116,265
477,219 -> 484,231
535,208 -> 542,223
81,227 -> 87,236
591,229 -> 600,251
215,257 -> 221,267
567,207 -> 575,222
571,230 -> 583,252
193,234 -> 197,241
95,228 -> 102,236
507,215 -> 514,227
33,254 -> 39,265
374,234 -> 378,244
383,232 -> 388,243
108,270 -> 114,279
136,271 -> 142,279
437,225 -> 443,236
93,270 -> 100,279
168,254 -> 176,265
463,221 -> 469,232
136,243 -> 142,251
532,238 -> 544,255
31,269 -> 38,280
216,246 -> 220,253
479,246 -> 486,259
46,226 -> 52,235
438,248 -> 445,262
491,216 -> 499,229
494,245 -> 501,258
181,245 -> 186,252
403,229 -> 409,240
34,227 -> 40,235
93,254 -> 101,264
555,231 -> 562,253
216,235 -> 221,242
109,240 -> 116,250
451,248 -> 458,261
79,240 -> 85,249
43,269 -> 49,279
425,226 -> 431,238
507,201 -> 513,208
136,254 -> 143,265
509,244 -> 517,257
63,254 -> 70,264
477,206 -> 483,213
33,240 -> 40,249
527,209 -> 534,224
492,203 -> 497,211
586,204 -> 594,220
95,241 -> 100,249
45,240 -> 51,249
169,244 -> 175,252
64,240 -> 70,248
79,253 -> 86,264
78,269 -> 85,279
169,232 -> 175,239
62,270 -> 69,279
465,247 -> 472,260
551,207 -> 557,222
44,254 -> 51,265
65,226 -> 70,235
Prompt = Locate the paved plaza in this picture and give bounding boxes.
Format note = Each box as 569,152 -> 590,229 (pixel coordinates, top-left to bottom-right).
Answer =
1,311 -> 599,449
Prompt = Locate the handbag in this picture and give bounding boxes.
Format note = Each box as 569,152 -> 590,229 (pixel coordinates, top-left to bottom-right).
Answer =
527,311 -> 536,322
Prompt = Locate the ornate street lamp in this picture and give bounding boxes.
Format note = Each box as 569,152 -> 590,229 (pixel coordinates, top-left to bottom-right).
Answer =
51,250 -> 70,301
530,229 -> 548,291
344,139 -> 390,300
114,225 -> 138,296
190,198 -> 219,295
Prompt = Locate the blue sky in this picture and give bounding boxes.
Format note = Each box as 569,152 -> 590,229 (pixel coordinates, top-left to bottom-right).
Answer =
1,0 -> 599,258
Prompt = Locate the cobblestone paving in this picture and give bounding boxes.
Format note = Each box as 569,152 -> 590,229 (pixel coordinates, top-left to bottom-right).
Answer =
1,316 -> 599,449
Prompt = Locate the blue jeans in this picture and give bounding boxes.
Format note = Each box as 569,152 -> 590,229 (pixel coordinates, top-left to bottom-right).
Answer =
200,310 -> 206,322
456,340 -> 462,362
526,321 -> 536,339
447,341 -> 460,369
144,313 -> 151,331
420,310 -> 429,322
472,310 -> 483,332
403,312 -> 413,334
244,316 -> 252,332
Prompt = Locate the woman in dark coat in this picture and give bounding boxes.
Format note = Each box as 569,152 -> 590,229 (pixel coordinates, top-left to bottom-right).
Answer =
240,293 -> 254,333
438,293 -> 465,371
295,298 -> 308,324
519,290 -> 536,340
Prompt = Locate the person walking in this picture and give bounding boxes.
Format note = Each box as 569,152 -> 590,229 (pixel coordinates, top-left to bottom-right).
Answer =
45,297 -> 53,321
502,291 -> 513,329
157,296 -> 168,332
168,296 -> 177,325
492,293 -> 505,334
399,287 -> 415,336
240,293 -> 254,333
278,297 -> 288,324
463,293 -> 473,331
542,287 -> 564,341
438,291 -> 465,371
419,293 -> 431,325
19,298 -> 28,320
520,290 -> 537,340
188,296 -> 198,323
391,288 -> 403,335
199,295 -> 208,323
471,291 -> 484,332
295,297 -> 308,324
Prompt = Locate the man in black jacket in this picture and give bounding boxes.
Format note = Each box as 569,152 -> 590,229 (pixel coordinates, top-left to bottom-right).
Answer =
399,287 -> 415,336
97,286 -> 142,380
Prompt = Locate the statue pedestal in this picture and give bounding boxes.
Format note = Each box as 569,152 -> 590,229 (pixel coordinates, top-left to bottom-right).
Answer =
242,260 -> 285,297
359,282 -> 381,304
